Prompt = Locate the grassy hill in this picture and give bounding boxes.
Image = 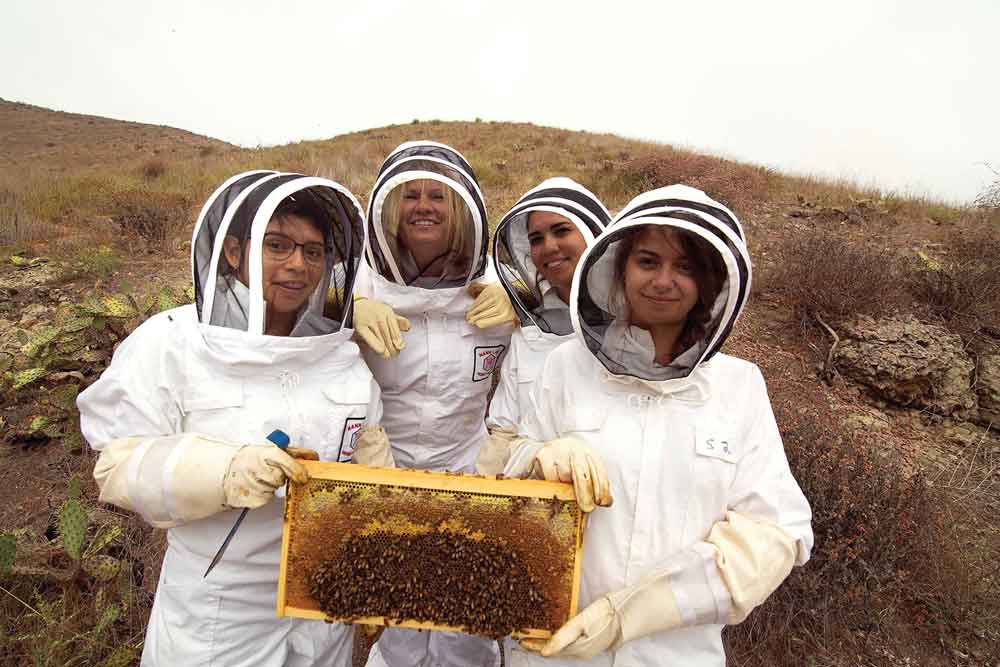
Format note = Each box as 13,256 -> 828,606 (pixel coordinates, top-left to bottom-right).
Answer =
0,104 -> 998,666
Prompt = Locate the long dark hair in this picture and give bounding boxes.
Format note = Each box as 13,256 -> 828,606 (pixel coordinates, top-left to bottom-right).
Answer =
613,225 -> 725,356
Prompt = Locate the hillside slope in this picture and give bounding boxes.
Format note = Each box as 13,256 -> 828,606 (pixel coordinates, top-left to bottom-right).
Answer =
0,97 -> 235,174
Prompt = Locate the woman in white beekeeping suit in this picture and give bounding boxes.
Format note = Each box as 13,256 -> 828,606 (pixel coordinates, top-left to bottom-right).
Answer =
477,177 -> 610,476
504,185 -> 813,666
353,141 -> 514,667
77,171 -> 392,666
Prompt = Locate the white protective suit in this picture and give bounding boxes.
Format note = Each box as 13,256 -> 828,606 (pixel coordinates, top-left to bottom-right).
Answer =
504,185 -> 814,666
356,141 -> 511,667
485,178 -> 609,450
78,172 -> 381,667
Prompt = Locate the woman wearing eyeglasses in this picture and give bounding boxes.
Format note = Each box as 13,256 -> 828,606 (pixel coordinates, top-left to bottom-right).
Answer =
77,173 -> 392,666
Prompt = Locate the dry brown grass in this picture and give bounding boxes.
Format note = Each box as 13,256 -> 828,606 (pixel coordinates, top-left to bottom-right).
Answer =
616,150 -> 779,216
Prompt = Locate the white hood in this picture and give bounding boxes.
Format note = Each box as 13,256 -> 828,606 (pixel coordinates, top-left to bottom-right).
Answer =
492,176 -> 609,334
189,171 -> 366,339
571,184 -> 752,383
364,141 -> 488,289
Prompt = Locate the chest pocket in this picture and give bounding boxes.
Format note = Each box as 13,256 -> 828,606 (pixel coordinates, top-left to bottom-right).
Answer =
180,381 -> 245,436
321,382 -> 370,462
561,404 -> 606,443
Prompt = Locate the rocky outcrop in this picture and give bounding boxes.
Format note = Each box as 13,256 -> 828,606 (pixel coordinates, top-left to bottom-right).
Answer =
835,316 -> 976,417
976,353 -> 1000,426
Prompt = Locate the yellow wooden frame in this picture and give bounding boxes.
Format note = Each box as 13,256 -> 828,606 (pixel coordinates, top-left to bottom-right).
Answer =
277,462 -> 585,639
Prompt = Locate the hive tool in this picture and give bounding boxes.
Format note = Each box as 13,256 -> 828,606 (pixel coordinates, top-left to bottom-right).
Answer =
204,429 -> 290,578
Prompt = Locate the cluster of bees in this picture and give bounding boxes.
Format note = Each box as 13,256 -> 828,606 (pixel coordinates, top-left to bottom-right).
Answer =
309,530 -> 550,638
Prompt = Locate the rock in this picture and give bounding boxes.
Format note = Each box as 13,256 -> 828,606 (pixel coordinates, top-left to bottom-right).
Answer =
843,412 -> 891,432
976,353 -> 1000,426
17,304 -> 49,329
835,316 -> 977,417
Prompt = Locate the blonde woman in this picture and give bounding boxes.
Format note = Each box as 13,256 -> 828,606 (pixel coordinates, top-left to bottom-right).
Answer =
354,141 -> 514,667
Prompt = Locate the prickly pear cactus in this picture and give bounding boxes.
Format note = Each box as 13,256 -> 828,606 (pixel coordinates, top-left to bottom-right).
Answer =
101,295 -> 138,319
9,367 -> 47,390
59,498 -> 88,561
82,554 -> 121,582
0,533 -> 15,575
93,602 -> 121,635
68,477 -> 81,501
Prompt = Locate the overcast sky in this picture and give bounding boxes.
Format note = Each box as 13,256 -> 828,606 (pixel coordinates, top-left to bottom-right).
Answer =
2,1 -> 997,204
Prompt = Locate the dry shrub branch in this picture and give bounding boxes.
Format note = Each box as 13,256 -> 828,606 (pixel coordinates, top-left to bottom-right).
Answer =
106,190 -> 190,247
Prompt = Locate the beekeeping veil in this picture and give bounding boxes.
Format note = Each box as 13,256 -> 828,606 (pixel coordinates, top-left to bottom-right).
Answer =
190,171 -> 366,336
572,184 -> 751,382
366,141 -> 488,288
493,177 -> 609,334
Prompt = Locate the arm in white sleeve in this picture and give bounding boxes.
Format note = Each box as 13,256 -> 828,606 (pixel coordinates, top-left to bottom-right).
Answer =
478,351 -> 525,476
529,368 -> 812,659
78,315 -> 306,528
352,381 -> 395,468
502,353 -> 563,479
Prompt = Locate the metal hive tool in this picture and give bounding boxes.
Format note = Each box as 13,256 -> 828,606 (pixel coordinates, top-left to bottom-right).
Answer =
277,462 -> 585,640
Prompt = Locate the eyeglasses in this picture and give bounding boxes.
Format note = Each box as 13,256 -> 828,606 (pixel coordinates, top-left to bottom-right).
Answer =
262,233 -> 329,266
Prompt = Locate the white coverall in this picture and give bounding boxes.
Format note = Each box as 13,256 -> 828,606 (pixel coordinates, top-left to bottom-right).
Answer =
77,173 -> 379,666
358,141 -> 511,667
504,185 -> 813,666
486,177 -> 609,436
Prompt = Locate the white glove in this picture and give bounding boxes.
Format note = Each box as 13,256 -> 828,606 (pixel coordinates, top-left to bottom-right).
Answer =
223,445 -> 309,509
530,437 -> 613,513
351,425 -> 396,468
465,282 -> 517,329
475,428 -> 520,476
353,296 -> 411,359
520,596 -> 622,659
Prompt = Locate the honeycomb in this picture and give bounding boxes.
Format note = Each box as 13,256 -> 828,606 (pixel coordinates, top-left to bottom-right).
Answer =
277,462 -> 584,639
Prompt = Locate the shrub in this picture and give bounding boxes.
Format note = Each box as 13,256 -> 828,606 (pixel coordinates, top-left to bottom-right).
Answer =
60,245 -> 121,281
617,151 -> 778,216
766,229 -> 911,323
107,190 -> 189,246
909,227 -> 1000,344
140,158 -> 168,181
974,163 -> 1000,210
724,404 -> 987,664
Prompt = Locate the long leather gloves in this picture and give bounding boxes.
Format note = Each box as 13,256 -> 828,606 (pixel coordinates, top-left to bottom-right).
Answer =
521,511 -> 799,658
352,284 -> 513,361
93,435 -> 311,527
352,295 -> 411,359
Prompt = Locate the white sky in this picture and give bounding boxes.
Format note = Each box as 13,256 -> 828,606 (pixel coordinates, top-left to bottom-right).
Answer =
2,0 -> 997,204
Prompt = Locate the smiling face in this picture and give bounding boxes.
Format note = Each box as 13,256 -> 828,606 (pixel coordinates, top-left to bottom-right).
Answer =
623,227 -> 700,332
223,212 -> 326,329
527,210 -> 588,302
396,179 -> 453,267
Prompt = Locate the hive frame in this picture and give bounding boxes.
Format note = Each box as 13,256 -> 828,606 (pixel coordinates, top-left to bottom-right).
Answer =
277,462 -> 585,639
